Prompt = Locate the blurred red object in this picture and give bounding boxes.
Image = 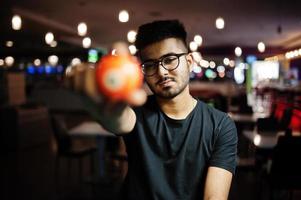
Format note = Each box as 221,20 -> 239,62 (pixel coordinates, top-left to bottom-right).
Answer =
96,55 -> 143,102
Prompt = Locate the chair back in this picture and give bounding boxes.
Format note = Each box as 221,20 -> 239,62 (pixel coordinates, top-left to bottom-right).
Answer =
270,136 -> 301,189
50,115 -> 71,153
278,107 -> 293,131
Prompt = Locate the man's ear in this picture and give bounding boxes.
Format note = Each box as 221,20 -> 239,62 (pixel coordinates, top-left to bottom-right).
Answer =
186,53 -> 194,72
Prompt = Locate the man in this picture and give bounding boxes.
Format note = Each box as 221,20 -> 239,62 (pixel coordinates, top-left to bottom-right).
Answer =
71,20 -> 237,200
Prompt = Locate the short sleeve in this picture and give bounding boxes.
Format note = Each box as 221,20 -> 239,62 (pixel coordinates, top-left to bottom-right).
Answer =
209,115 -> 238,174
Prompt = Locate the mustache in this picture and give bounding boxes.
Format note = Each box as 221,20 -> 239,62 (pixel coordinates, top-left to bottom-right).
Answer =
156,77 -> 175,85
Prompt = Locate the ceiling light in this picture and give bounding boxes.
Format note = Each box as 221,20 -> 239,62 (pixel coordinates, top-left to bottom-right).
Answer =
223,57 -> 230,66
34,59 -> 41,66
257,42 -> 265,53
229,60 -> 235,67
217,65 -> 225,73
192,52 -> 202,63
5,56 -> 14,67
45,32 -> 54,44
127,30 -> 137,43
199,59 -> 209,68
189,41 -> 198,52
215,17 -> 225,29
194,35 -> 203,46
192,65 -> 202,74
0,59 -> 4,66
50,40 -> 57,47
12,15 -> 22,30
128,45 -> 137,55
209,61 -> 216,69
235,47 -> 242,57
77,22 -> 87,36
82,37 -> 91,48
294,50 -> 299,57
253,135 -> 261,146
48,55 -> 59,66
234,65 -> 245,84
6,41 -> 13,47
119,10 -> 129,23
71,58 -> 81,66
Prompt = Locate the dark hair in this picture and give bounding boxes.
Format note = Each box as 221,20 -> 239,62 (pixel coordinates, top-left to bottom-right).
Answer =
135,19 -> 187,52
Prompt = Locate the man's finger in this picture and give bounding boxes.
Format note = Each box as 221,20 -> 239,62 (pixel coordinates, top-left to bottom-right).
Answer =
84,64 -> 103,103
73,63 -> 88,92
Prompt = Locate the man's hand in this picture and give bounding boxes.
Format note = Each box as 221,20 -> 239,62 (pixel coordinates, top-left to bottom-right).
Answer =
65,42 -> 147,134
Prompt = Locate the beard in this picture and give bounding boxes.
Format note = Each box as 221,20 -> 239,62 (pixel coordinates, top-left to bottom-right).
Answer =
147,76 -> 189,99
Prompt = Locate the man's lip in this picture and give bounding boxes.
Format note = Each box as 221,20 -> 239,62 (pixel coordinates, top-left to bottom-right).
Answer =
158,79 -> 173,86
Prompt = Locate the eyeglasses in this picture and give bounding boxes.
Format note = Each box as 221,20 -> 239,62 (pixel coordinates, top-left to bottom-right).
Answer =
141,53 -> 188,76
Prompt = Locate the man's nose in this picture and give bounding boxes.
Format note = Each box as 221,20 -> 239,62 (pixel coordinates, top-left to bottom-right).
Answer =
157,62 -> 168,76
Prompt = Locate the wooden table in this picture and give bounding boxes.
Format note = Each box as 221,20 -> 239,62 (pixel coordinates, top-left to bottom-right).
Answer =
228,112 -> 269,123
242,130 -> 285,149
69,121 -> 115,137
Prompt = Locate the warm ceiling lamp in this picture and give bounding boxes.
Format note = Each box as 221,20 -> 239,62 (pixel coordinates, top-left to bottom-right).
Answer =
12,15 -> 22,30
71,58 -> 81,66
34,59 -> 41,66
77,22 -> 87,36
215,17 -> 225,29
128,45 -> 137,55
48,55 -> 59,66
257,42 -> 265,53
82,37 -> 91,48
6,41 -> 13,47
127,30 -> 137,43
223,57 -> 230,66
235,47 -> 242,57
119,10 -> 129,23
50,40 -> 57,47
189,41 -> 198,52
194,35 -> 203,46
45,32 -> 54,44
5,56 -> 14,67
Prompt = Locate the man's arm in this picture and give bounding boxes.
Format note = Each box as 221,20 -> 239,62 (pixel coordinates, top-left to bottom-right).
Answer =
86,99 -> 138,135
71,64 -> 145,135
204,166 -> 233,200
67,43 -> 146,135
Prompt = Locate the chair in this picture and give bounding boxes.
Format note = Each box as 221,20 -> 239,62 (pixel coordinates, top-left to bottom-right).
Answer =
268,136 -> 301,200
50,115 -> 97,195
105,137 -> 128,181
256,107 -> 293,135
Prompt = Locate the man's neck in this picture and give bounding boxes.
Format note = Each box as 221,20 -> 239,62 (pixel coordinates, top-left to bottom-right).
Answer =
156,87 -> 197,120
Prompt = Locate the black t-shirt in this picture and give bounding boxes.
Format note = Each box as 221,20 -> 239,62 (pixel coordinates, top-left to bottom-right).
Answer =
122,95 -> 237,200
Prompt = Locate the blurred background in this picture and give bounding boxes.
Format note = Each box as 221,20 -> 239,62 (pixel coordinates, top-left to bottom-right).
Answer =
1,0 -> 301,199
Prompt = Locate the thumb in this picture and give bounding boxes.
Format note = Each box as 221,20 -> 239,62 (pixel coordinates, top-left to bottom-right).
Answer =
126,88 -> 147,106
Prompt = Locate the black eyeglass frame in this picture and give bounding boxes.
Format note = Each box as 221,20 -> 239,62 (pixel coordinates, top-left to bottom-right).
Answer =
141,52 -> 188,76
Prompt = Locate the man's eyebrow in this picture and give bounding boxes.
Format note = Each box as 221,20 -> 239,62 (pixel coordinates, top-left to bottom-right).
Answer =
142,58 -> 157,63
142,52 -> 178,63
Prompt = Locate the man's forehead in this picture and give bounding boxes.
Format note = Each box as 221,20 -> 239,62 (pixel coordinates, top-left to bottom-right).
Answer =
138,38 -> 187,61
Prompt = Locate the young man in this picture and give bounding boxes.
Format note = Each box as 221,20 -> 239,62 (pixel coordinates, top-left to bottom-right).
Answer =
72,20 -> 237,200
